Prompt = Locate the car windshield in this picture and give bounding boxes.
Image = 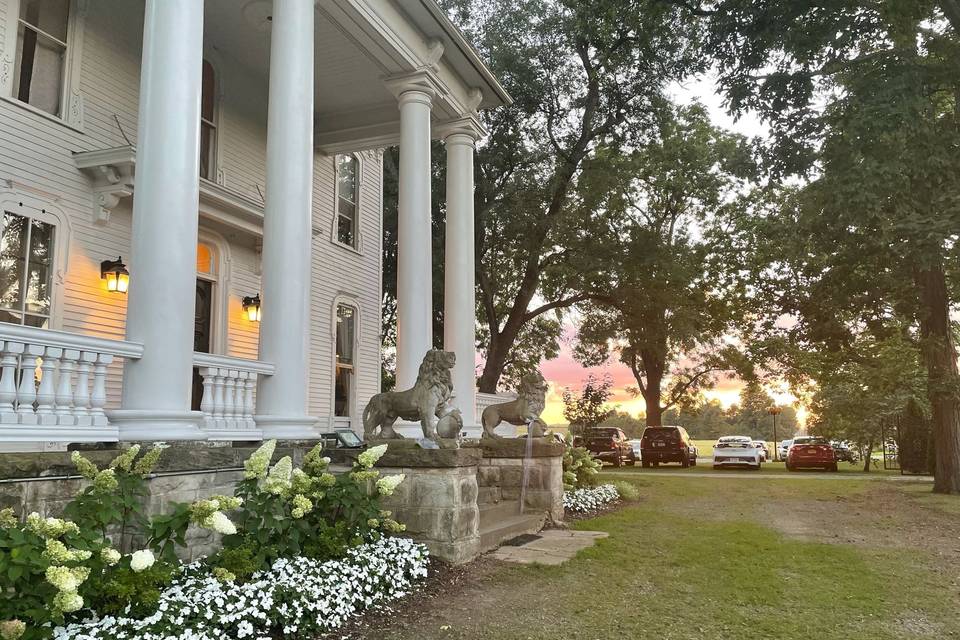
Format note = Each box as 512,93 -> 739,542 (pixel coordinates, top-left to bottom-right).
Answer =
642,428 -> 680,440
587,428 -> 619,439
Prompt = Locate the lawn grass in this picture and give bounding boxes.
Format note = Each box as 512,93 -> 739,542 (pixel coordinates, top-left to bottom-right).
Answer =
603,460 -> 904,476
380,475 -> 958,640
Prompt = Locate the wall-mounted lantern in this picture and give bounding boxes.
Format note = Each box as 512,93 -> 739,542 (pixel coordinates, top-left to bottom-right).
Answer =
242,294 -> 261,322
100,256 -> 129,293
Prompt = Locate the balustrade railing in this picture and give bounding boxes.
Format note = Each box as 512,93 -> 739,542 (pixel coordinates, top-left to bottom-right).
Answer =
193,352 -> 274,440
0,324 -> 143,443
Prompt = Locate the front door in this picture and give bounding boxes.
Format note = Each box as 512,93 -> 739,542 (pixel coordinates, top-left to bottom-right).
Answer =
191,279 -> 214,410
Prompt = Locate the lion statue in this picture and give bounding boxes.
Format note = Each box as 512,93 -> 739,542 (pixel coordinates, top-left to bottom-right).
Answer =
481,370 -> 548,439
363,349 -> 457,444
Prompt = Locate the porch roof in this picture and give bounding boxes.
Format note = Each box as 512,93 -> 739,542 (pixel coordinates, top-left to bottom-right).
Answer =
205,0 -> 510,153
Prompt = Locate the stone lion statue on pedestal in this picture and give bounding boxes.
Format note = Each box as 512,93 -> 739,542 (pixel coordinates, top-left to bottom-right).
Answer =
481,370 -> 548,439
363,349 -> 458,444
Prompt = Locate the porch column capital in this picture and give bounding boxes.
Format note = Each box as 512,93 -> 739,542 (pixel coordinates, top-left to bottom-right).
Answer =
384,70 -> 445,103
436,116 -> 487,145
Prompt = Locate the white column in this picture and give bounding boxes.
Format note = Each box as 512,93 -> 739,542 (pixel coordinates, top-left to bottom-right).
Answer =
443,127 -> 480,429
395,88 -> 435,389
254,0 -> 318,437
110,0 -> 204,440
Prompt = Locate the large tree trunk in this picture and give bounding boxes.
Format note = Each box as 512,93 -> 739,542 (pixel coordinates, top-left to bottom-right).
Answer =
863,439 -> 873,473
478,336 -> 509,393
915,262 -> 960,494
640,348 -> 665,427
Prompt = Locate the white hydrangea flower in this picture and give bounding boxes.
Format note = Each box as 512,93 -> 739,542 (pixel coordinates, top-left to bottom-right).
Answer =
129,549 -> 156,573
357,444 -> 388,469
375,474 -> 405,497
100,547 -> 121,566
206,511 -> 237,536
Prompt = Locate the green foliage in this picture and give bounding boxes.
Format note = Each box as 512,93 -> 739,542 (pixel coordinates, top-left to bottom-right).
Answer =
562,445 -> 601,491
209,542 -> 259,584
561,374 -> 615,432
222,442 -> 406,572
568,104 -> 753,426
598,411 -> 647,439
84,561 -> 174,619
611,481 -> 641,502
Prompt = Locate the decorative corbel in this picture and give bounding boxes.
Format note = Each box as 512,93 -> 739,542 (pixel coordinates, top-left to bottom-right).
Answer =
73,146 -> 136,225
425,38 -> 445,70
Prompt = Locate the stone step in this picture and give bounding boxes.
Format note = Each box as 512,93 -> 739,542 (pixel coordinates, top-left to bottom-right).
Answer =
479,512 -> 545,553
478,498 -> 522,522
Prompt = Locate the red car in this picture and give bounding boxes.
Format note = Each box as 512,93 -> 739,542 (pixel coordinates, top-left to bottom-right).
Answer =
786,436 -> 838,472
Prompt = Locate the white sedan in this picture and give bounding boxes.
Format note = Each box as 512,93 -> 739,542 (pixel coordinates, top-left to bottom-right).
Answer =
713,436 -> 762,470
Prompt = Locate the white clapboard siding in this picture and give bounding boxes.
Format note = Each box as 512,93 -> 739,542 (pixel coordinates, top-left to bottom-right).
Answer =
0,0 -> 384,428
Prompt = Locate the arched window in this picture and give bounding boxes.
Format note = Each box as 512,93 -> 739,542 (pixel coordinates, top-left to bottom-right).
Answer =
199,59 -> 217,180
0,209 -> 56,328
335,154 -> 359,247
334,303 -> 356,417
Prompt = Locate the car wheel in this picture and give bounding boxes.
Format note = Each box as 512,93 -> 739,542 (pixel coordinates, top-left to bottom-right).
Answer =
653,461 -> 659,468
642,460 -> 650,468
713,464 -> 721,470
785,461 -> 795,471
680,457 -> 689,468
690,457 -> 697,467
829,463 -> 838,472
627,453 -> 637,467
755,463 -> 762,471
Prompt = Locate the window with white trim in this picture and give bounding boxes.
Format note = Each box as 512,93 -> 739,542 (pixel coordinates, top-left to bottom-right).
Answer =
335,154 -> 358,247
334,304 -> 356,417
12,0 -> 70,116
200,59 -> 217,180
0,210 -> 55,328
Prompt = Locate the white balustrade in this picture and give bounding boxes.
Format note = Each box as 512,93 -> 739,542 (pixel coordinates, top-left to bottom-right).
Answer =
194,353 -> 274,440
0,324 -> 143,444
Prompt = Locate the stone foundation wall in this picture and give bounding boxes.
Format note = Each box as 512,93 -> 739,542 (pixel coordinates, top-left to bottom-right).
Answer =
476,439 -> 564,523
0,438 -> 565,565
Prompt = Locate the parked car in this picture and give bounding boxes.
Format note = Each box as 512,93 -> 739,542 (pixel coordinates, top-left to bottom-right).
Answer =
713,436 -> 762,470
831,441 -> 859,463
640,426 -> 696,468
583,427 -> 636,467
779,439 -> 794,460
687,442 -> 699,466
786,436 -> 838,471
752,440 -> 769,462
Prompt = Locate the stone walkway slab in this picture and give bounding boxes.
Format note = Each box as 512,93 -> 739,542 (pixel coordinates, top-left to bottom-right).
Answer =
488,529 -> 608,565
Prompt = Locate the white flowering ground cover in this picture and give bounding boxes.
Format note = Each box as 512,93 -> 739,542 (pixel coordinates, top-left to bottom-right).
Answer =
52,537 -> 429,640
563,484 -> 620,513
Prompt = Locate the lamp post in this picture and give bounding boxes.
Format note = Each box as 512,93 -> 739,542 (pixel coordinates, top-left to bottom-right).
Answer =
768,405 -> 782,461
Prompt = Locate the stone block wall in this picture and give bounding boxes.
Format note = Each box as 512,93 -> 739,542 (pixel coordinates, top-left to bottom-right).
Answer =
476,439 -> 564,523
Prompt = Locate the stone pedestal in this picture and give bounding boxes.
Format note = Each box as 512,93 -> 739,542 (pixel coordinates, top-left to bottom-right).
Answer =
475,438 -> 564,523
369,441 -> 482,565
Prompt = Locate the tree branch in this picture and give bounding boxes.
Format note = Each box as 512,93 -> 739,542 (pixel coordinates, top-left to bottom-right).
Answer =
522,293 -> 593,322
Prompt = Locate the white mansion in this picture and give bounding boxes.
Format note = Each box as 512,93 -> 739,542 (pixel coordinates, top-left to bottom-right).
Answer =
0,0 -> 509,450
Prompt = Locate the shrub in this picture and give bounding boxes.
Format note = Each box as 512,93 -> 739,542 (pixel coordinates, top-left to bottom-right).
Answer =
222,441 -> 407,571
562,444 -> 601,491
612,480 -> 641,501
83,561 -> 175,618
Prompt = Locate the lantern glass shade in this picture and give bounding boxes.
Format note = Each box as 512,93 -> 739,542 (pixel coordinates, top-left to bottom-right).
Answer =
243,295 -> 261,322
101,257 -> 130,294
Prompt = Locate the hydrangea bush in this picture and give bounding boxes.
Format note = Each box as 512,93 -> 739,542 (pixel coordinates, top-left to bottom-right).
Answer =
563,484 -> 620,513
52,536 -> 429,640
562,443 -> 601,491
0,441 -> 420,640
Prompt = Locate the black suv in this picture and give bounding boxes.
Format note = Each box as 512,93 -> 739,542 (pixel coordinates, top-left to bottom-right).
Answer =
640,426 -> 696,468
582,427 -> 636,467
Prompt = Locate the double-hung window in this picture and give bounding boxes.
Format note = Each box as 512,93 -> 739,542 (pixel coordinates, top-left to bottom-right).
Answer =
0,211 -> 55,328
335,155 -> 358,248
13,0 -> 70,117
334,304 -> 356,417
200,60 -> 218,180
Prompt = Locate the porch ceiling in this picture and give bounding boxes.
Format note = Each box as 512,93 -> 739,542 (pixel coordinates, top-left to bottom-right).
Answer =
203,0 -> 507,153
